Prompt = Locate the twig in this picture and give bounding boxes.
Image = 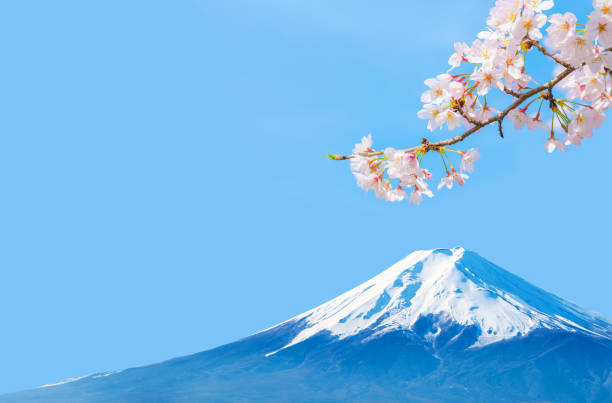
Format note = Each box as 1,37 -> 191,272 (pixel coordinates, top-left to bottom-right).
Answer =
503,87 -> 521,98
454,104 -> 484,127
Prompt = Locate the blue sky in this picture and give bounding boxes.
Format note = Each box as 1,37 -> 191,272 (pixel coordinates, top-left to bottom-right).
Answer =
0,0 -> 608,394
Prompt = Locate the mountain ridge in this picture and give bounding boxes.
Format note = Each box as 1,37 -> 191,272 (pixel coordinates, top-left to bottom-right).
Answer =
267,247 -> 612,355
2,247 -> 612,403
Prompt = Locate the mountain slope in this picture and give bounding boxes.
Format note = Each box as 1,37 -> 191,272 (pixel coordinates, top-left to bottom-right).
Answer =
2,248 -> 612,403
270,248 -> 612,354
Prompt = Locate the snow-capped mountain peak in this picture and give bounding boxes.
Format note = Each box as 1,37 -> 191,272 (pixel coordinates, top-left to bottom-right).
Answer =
269,247 -> 612,355
7,247 -> 612,403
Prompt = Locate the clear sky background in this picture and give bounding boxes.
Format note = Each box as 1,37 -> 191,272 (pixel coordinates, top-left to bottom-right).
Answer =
0,0 -> 608,395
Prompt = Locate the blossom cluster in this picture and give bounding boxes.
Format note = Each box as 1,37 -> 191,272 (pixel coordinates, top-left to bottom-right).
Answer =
336,0 -> 612,204
348,135 -> 479,204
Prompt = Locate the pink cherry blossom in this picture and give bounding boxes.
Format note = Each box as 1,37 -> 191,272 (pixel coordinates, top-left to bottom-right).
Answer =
560,34 -> 596,67
471,66 -> 505,96
460,149 -> 480,173
417,104 -> 445,131
353,134 -> 373,155
586,11 -> 612,46
544,137 -> 566,153
339,0 -> 612,204
448,42 -> 470,70
593,0 -> 612,19
546,13 -> 577,49
452,169 -> 468,186
512,10 -> 547,41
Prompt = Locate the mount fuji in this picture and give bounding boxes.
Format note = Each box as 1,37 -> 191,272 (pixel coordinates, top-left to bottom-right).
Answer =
3,248 -> 612,402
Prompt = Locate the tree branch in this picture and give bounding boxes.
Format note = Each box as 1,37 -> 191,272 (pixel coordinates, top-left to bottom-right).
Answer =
454,104 -> 484,127
503,87 -> 521,98
330,47 -> 612,161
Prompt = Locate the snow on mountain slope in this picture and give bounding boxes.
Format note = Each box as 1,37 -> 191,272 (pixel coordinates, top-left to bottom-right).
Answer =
268,247 -> 612,355
4,247 -> 612,403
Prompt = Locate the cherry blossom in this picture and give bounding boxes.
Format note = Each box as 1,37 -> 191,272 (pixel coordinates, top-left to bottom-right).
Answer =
353,172 -> 380,192
460,149 -> 480,173
352,134 -> 373,155
586,11 -> 612,46
508,109 -> 531,130
593,90 -> 612,110
441,109 -> 463,130
470,105 -> 499,123
452,169 -> 468,186
421,74 -> 454,104
513,10 -> 547,41
384,186 -> 408,202
417,104 -> 445,131
408,182 -> 434,205
471,66 -> 505,96
593,0 -> 612,18
546,12 -> 576,49
587,46 -> 612,72
526,0 -> 554,13
437,169 -> 469,190
564,127 -> 592,146
570,107 -> 605,136
332,0 -> 612,204
558,69 -> 587,99
497,50 -> 524,80
437,174 -> 454,191
544,137 -> 566,153
467,39 -> 498,66
560,34 -> 596,67
448,42 -> 470,70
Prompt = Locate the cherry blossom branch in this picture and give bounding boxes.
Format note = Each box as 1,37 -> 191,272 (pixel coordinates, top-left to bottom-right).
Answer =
331,2 -> 612,204
330,65 -> 576,160
503,87 -> 522,98
412,65 -> 575,150
332,45 -> 612,162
